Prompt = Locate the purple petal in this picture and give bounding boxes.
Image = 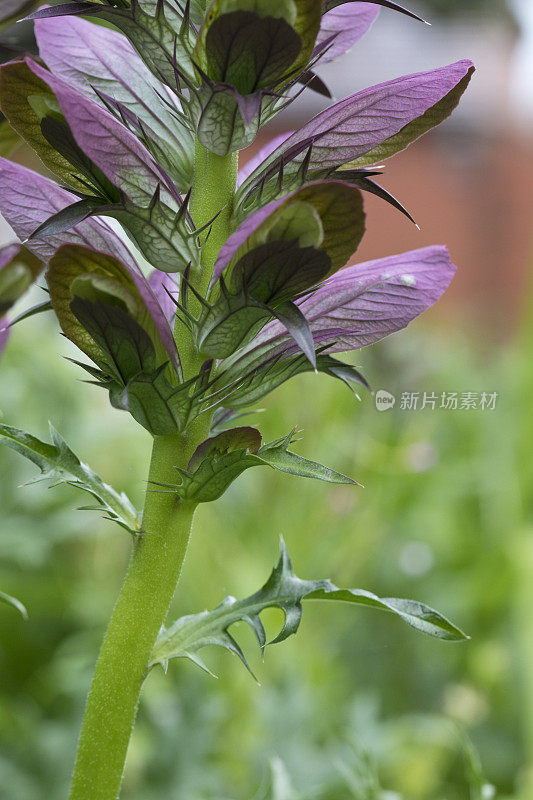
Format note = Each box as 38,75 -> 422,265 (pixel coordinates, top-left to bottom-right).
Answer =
34,15 -> 186,160
27,59 -> 180,207
301,245 -> 456,350
0,160 -> 178,367
235,246 -> 456,360
237,131 -> 292,188
241,61 -> 475,181
316,3 -> 379,63
0,157 -> 135,265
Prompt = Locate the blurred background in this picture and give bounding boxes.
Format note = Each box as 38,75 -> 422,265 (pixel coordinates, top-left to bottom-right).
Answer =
0,1 -> 532,798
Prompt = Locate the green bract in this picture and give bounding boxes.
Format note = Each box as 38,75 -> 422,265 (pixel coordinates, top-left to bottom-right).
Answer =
191,0 -> 322,154
151,427 -> 358,503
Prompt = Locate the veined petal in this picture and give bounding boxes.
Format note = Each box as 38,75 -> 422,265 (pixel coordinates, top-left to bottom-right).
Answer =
27,59 -> 181,208
316,2 -> 379,63
300,244 -> 457,350
0,157 -> 134,265
224,246 -> 456,367
238,60 -> 475,196
34,14 -> 193,185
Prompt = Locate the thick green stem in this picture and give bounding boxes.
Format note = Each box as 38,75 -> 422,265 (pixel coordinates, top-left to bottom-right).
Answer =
175,142 -> 239,377
68,143 -> 237,800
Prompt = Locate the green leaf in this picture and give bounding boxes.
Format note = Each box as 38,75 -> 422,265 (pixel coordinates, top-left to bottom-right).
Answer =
151,538 -> 468,678
342,66 -> 475,169
0,61 -> 90,189
170,426 -> 357,503
0,422 -> 140,533
258,429 -> 357,482
0,590 -> 28,619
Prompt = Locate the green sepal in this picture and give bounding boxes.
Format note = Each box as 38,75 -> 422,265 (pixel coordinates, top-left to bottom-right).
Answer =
0,590 -> 28,619
232,182 -> 366,278
192,1 -> 321,155
202,9 -> 301,94
0,422 -> 140,533
69,294 -> 158,385
216,349 -> 369,410
195,0 -> 321,90
151,538 -> 469,678
168,426 -> 358,503
117,364 -> 212,436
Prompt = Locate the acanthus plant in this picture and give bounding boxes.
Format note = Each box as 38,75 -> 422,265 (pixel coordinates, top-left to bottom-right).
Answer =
0,0 -> 474,797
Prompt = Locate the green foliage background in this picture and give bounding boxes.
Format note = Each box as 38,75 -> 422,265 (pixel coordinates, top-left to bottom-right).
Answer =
0,283 -> 530,798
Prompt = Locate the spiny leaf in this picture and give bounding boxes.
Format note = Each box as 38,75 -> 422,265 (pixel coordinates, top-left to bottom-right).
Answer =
170,426 -> 358,503
151,538 -> 469,678
0,589 -> 28,619
0,423 -> 140,533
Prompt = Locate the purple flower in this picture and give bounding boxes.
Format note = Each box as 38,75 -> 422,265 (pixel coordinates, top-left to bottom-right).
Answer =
214,246 -> 457,408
